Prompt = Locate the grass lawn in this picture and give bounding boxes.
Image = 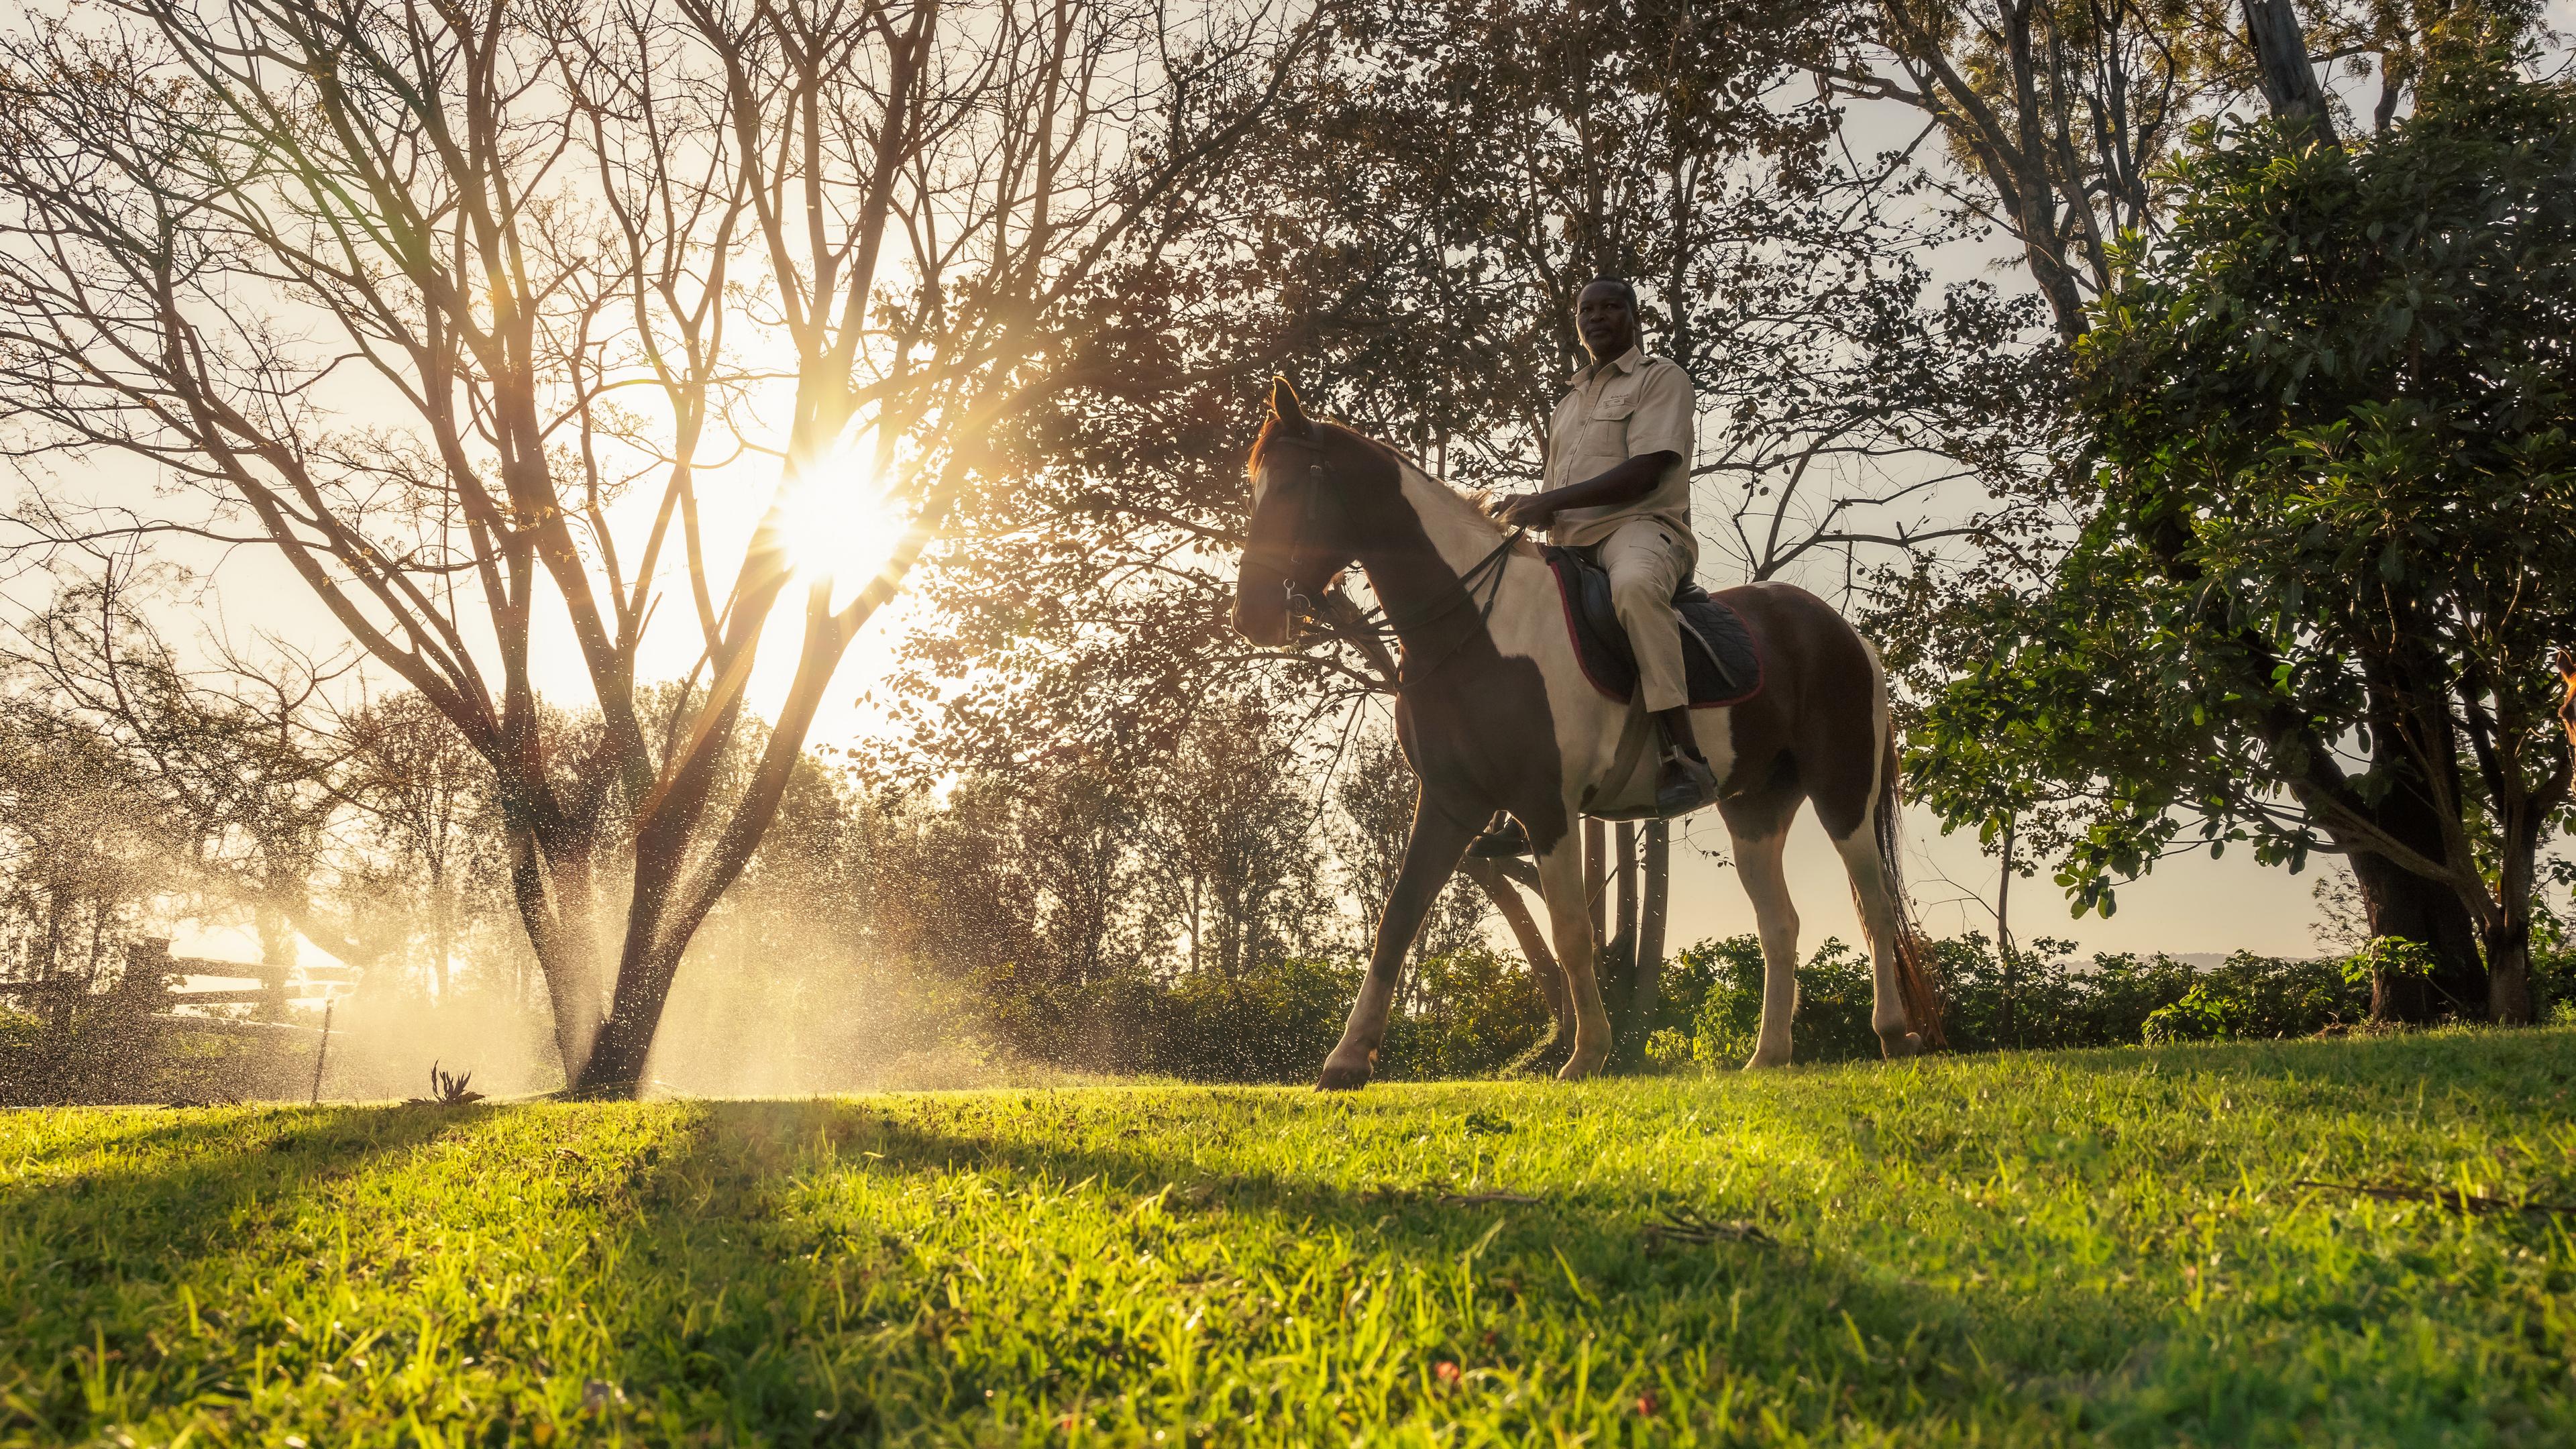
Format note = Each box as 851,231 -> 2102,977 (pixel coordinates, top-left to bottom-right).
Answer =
5,1030 -> 2575,1446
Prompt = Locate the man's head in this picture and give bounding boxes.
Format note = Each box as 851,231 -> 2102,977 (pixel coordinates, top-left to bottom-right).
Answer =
1576,276 -> 1640,364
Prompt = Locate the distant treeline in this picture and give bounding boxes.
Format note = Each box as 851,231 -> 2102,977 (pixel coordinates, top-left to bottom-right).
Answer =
951,930 -> 2576,1085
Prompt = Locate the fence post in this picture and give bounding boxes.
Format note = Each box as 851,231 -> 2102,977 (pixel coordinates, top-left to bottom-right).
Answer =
311,998 -> 335,1106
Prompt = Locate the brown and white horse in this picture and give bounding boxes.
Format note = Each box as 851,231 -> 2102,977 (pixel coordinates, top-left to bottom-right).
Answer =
1232,379 -> 1941,1087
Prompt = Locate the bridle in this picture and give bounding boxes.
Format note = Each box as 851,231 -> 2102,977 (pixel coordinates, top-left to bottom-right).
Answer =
1252,435 -> 1525,685
1253,440 -> 1352,638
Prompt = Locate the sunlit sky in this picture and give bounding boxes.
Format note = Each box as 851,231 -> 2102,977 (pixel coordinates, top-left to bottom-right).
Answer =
44,16 -> 2576,970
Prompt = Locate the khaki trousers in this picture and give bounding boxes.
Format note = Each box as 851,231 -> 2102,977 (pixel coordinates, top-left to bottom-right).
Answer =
1596,515 -> 1696,714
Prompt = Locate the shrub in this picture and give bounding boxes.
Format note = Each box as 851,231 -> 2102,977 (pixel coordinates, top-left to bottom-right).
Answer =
973,947 -> 1554,1085
1670,934 -> 2373,1069
2141,985 -> 2231,1044
1666,936 -> 1885,1069
1379,947 -> 1553,1081
977,926 -> 2528,1083
1148,958 -> 1358,1083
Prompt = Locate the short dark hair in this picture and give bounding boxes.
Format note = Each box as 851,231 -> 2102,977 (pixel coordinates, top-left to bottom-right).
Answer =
1578,275 -> 1639,318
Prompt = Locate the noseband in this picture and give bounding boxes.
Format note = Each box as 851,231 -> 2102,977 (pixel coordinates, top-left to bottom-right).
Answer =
1253,440 -> 1356,642
1252,436 -> 1526,682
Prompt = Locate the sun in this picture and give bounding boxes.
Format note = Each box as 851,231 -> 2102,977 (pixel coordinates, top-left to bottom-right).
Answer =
775,443 -> 908,589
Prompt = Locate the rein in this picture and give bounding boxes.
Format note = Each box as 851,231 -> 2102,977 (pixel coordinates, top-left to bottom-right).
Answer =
1377,526 -> 1522,684
1265,440 -> 1524,687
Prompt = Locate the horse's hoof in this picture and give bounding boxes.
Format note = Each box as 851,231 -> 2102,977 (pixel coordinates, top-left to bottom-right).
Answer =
1878,1031 -> 1924,1060
1316,1062 -> 1372,1091
1742,1050 -> 1791,1071
1555,1047 -> 1608,1081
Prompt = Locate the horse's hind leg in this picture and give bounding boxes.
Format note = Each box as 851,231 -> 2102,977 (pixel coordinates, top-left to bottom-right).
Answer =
1812,641 -> 1928,1059
1317,798 -> 1480,1091
1831,817 -> 1925,1059
1722,794 -> 1801,1070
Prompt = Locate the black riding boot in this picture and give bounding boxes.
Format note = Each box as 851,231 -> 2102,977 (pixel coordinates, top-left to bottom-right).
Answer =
1653,707 -> 1720,818
1467,811 -> 1531,859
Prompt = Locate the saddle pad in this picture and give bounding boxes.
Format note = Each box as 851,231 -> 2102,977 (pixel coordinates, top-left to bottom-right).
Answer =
1542,545 -> 1764,708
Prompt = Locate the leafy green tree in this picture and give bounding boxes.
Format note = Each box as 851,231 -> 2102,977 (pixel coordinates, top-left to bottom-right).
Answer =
1905,44 -> 2576,1022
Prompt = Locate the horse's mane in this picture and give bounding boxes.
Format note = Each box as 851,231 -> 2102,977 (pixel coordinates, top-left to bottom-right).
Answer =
1248,415 -> 1506,539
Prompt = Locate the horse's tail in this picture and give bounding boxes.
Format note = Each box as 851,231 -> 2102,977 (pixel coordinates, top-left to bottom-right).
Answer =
1872,665 -> 1948,1051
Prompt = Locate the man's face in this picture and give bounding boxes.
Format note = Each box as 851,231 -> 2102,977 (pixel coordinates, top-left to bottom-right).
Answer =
1576,282 -> 1636,363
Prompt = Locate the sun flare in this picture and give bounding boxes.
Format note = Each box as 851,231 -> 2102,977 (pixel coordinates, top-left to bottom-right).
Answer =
777,445 -> 908,588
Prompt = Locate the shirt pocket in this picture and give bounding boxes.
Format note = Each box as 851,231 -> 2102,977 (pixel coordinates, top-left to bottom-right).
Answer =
1586,391 -> 1637,453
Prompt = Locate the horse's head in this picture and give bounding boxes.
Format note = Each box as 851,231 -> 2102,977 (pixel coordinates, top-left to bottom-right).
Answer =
1232,375 -> 1366,645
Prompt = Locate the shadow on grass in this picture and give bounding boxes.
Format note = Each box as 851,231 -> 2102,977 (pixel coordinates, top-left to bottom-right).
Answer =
583,1036 -> 2576,1444
0,1105 -> 475,1440
578,1097 -> 2070,1444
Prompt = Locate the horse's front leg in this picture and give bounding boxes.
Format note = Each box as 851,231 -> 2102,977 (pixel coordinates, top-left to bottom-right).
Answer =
1532,818 -> 1613,1080
1316,798 -> 1481,1091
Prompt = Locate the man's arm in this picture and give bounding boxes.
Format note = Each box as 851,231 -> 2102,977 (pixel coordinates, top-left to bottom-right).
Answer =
1499,361 -> 1694,531
1494,451 -> 1678,531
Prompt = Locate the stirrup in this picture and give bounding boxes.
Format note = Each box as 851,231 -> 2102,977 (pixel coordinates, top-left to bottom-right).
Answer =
1654,751 -> 1720,818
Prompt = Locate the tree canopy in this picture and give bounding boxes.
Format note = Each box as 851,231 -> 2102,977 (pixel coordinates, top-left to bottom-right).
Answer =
1904,42 -> 2576,1020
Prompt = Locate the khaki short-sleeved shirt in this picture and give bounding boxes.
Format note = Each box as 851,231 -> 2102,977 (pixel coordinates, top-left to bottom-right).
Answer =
1540,347 -> 1696,549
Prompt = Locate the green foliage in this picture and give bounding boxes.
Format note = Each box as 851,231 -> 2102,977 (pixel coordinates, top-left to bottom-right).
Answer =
1153,959 -> 1362,1083
1666,934 -> 2371,1067
7,1032 -> 2576,1443
975,924 -> 2575,1086
2343,934 -> 2438,986
973,949 -> 1550,1085
1897,43 -> 2576,953
2141,985 -> 2234,1045
1662,936 -> 1888,1069
1379,949 -> 1555,1081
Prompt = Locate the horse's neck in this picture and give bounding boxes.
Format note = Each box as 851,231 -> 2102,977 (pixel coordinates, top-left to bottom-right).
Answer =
1360,460 -> 1512,626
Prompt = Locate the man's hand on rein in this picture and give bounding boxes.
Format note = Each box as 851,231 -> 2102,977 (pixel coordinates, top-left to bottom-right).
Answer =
1493,491 -> 1556,531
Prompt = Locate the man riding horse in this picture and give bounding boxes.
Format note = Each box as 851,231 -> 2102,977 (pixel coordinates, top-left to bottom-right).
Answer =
1475,278 -> 1717,861
1234,278 -> 1943,1085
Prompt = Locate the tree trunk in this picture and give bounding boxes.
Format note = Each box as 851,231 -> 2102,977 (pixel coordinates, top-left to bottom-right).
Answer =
2242,0 -> 2339,145
256,903 -> 298,1020
1638,821 -> 1669,1035
2483,797 -> 2547,1026
1998,818 -> 2019,1048
1584,816 -> 1607,945
2339,730 -> 2487,1021
1462,857 -> 1568,1030
431,892 -> 453,1002
505,820 -> 612,1085
2350,847 -> 2485,1020
576,938 -> 688,1098
2485,914 -> 2534,1026
1596,822 -> 1648,1057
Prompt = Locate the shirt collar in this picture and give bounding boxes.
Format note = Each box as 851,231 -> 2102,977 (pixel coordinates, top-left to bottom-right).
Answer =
1572,345 -> 1645,384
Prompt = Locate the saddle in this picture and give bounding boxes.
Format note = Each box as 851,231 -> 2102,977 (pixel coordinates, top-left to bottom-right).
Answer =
1541,545 -> 1764,708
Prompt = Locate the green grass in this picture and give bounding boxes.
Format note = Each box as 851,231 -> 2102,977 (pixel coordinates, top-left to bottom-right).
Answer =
5,1030 -> 2575,1446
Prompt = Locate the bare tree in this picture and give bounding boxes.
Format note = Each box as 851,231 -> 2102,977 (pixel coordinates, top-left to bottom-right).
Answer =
1135,694 -> 1327,979
1,564 -> 377,973
335,691 -> 511,999
1813,1 -> 2476,343
0,0 -> 1316,1093
0,701 -> 174,989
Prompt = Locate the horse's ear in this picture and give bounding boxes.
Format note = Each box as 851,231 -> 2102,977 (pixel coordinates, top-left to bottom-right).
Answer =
1269,374 -> 1311,435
